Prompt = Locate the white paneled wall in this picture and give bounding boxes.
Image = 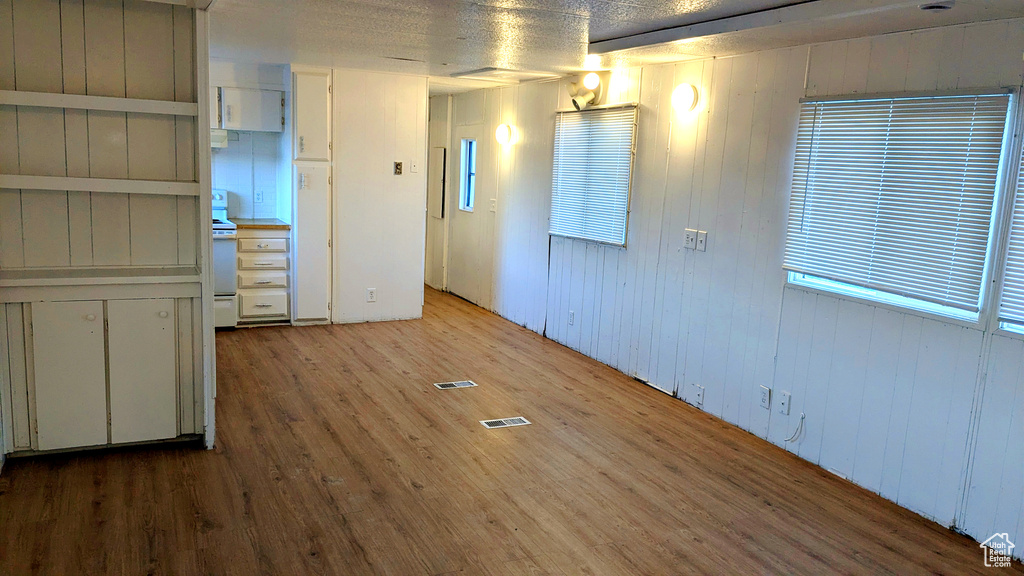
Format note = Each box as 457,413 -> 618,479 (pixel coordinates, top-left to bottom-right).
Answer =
333,70 -> 427,322
440,18 -> 1024,554
211,131 -> 281,219
0,0 -> 197,270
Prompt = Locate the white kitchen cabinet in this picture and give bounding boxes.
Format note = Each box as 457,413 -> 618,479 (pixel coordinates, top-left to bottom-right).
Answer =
32,301 -> 108,451
293,162 -> 332,322
237,228 -> 292,324
107,299 -> 178,444
219,87 -> 284,132
293,70 -> 332,161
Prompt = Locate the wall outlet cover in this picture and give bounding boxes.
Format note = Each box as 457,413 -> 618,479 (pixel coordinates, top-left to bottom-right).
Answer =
777,390 -> 791,415
254,190 -> 264,203
568,310 -> 575,325
366,288 -> 377,302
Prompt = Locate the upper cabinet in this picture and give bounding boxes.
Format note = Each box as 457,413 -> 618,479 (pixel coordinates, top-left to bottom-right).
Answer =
293,70 -> 332,162
211,87 -> 284,132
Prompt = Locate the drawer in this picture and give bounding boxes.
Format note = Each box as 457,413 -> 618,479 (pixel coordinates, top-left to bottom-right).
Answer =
239,238 -> 288,252
239,291 -> 288,317
238,271 -> 288,289
238,254 -> 288,270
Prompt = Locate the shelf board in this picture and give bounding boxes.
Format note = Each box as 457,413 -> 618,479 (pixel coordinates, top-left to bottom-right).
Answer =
0,90 -> 198,116
0,174 -> 198,196
0,266 -> 202,288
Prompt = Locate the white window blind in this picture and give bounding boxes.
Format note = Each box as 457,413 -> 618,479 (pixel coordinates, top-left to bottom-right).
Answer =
999,150 -> 1024,325
550,105 -> 637,246
784,93 -> 1011,314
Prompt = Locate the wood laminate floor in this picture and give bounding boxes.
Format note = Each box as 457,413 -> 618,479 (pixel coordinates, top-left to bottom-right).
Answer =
0,288 -> 1017,575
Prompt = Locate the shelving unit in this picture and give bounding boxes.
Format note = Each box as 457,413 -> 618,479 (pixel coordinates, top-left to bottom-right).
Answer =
0,0 -> 214,456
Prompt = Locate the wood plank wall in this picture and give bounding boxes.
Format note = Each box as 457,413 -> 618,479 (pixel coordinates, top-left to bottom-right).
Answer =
0,0 -> 197,270
440,18 -> 1024,554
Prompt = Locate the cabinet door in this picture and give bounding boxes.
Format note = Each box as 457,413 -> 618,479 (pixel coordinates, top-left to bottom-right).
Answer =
294,163 -> 331,321
33,301 -> 108,451
108,299 -> 178,444
293,70 -> 331,161
221,88 -> 284,132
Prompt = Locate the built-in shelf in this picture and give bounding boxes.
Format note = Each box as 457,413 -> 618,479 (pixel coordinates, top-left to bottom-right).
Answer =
0,175 -> 198,196
0,266 -> 202,288
0,90 -> 198,116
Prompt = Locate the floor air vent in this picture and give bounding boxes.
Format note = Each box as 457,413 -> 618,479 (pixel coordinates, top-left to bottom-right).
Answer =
480,417 -> 531,429
433,380 -> 478,390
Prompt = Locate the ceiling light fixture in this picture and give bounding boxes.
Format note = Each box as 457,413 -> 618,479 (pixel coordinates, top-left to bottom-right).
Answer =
582,72 -> 601,91
672,83 -> 699,112
495,123 -> 518,145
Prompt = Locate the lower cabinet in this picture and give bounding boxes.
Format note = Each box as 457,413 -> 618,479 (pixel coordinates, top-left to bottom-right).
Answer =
107,299 -> 177,444
33,301 -> 108,451
31,298 -> 178,451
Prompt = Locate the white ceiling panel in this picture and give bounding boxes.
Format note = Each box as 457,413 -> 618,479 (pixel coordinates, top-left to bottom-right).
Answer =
207,0 -> 1024,93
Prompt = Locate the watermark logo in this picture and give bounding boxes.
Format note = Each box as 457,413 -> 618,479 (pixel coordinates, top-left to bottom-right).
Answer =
980,533 -> 1015,568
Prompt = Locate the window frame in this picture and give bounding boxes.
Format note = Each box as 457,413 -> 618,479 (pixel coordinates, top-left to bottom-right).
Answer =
782,88 -> 1019,327
459,138 -> 476,212
549,103 -> 639,248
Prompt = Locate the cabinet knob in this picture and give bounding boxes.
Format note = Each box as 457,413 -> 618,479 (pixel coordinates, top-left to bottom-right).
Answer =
85,314 -> 96,321
159,311 -> 169,318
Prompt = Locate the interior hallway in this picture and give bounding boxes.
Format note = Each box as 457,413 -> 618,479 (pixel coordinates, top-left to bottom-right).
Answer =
0,288 -> 1011,575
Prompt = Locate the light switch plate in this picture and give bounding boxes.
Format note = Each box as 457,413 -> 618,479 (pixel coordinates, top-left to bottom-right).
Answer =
394,162 -> 403,175
490,198 -> 497,212
696,230 -> 707,252
683,228 -> 698,250
759,385 -> 771,410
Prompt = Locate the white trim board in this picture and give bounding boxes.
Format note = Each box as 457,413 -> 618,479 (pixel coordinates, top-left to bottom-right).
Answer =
0,175 -> 199,196
0,90 -> 198,116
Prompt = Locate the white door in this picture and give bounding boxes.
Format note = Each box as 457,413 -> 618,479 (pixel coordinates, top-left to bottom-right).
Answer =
446,125 -> 494,307
33,300 -> 108,451
293,70 -> 332,162
293,162 -> 332,321
107,299 -> 178,444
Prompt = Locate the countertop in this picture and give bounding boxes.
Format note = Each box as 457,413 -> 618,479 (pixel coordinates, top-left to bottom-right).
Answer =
232,218 -> 291,230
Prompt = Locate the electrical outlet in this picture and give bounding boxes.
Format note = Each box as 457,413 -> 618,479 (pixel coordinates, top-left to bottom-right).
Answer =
777,390 -> 791,415
694,384 -> 705,406
568,310 -> 575,325
696,230 -> 708,252
759,385 -> 772,410
394,162 -> 403,175
366,288 -> 377,303
683,228 -> 698,250
254,190 -> 264,203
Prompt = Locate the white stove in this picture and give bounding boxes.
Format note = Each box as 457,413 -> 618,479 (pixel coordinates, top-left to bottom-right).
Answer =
212,191 -> 238,328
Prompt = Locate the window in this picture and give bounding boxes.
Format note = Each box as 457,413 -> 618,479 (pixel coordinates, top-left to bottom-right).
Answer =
460,138 -> 476,211
784,92 -> 1013,320
550,105 -> 638,246
999,149 -> 1024,332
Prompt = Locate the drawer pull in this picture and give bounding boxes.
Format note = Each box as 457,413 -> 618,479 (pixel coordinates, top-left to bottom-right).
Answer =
85,314 -> 96,321
257,244 -> 270,249
254,280 -> 273,285
158,311 -> 169,318
254,262 -> 274,266
254,303 -> 274,308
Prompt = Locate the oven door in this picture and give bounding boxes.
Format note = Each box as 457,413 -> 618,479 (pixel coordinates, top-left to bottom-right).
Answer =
212,231 -> 237,296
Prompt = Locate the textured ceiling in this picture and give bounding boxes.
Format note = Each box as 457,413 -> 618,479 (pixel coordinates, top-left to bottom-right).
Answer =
207,0 -> 1024,94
